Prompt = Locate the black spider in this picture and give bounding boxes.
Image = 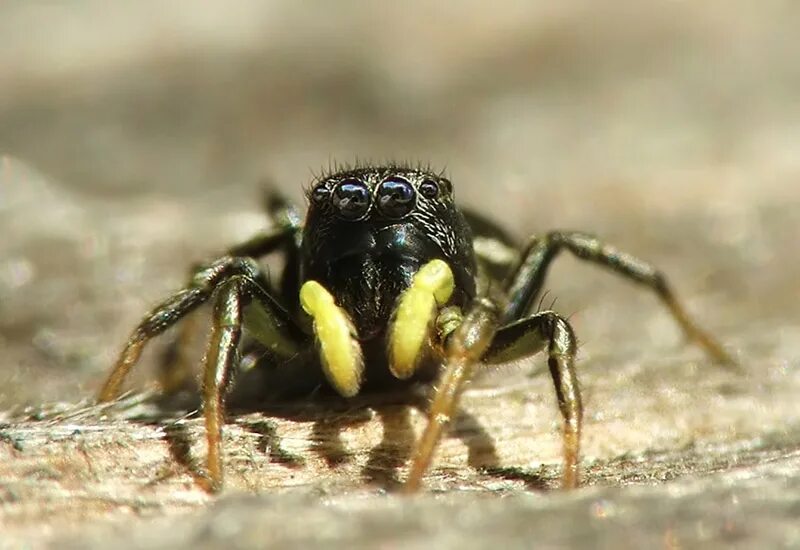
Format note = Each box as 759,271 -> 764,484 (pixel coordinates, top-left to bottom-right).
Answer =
97,163 -> 733,492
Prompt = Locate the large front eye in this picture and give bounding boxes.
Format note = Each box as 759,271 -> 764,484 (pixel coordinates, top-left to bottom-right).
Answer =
332,179 -> 371,220
376,177 -> 416,218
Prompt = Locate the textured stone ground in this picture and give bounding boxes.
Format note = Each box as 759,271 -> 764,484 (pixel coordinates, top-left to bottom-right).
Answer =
1,1 -> 799,548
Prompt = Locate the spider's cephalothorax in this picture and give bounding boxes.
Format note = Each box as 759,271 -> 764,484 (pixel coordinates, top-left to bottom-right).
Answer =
298,167 -> 477,392
97,163 -> 735,493
302,167 -> 475,335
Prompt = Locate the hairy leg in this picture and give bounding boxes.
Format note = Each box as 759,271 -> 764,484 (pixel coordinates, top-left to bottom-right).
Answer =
158,192 -> 301,392
484,311 -> 582,488
202,278 -> 243,491
503,231 -> 734,365
98,256 -> 302,401
403,297 -> 500,493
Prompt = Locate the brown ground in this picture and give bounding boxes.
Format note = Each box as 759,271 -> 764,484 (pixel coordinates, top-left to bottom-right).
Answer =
1,2 -> 800,548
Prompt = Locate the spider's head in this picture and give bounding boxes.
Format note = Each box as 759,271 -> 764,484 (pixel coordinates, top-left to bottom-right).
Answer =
300,164 -> 477,340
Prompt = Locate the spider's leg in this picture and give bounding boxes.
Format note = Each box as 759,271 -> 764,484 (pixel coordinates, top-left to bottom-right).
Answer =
202,277 -> 243,491
226,191 -> 301,259
483,311 -> 582,489
158,304 -> 202,393
102,254 -> 307,491
463,208 -> 521,283
159,213 -> 301,393
99,286 -> 208,402
404,297 -> 501,493
98,256 -> 300,402
503,231 -> 734,365
201,268 -> 308,491
262,191 -> 304,304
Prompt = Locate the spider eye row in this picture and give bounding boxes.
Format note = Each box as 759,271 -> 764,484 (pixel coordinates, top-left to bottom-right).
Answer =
312,176 -> 443,220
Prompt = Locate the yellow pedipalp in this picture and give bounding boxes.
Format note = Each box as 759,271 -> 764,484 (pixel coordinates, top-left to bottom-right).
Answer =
300,281 -> 363,397
389,259 -> 455,379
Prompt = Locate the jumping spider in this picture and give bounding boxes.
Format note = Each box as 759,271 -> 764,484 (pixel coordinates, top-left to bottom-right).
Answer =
97,164 -> 733,492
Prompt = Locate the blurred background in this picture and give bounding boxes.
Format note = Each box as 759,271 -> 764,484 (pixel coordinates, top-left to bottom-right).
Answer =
2,1 -> 800,546
1,1 -> 799,404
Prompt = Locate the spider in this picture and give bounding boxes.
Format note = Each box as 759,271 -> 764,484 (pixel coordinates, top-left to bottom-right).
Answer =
97,163 -> 733,492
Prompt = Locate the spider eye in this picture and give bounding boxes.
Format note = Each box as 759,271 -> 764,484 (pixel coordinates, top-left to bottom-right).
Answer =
376,177 -> 416,218
311,185 -> 330,204
419,179 -> 439,199
332,179 -> 371,220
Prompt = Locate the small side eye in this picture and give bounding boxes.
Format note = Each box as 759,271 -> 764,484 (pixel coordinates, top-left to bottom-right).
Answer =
332,179 -> 371,220
376,177 -> 416,218
419,179 -> 439,199
311,185 -> 330,204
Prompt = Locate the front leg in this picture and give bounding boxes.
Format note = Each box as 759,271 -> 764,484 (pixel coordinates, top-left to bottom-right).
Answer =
403,297 -> 501,493
202,277 -> 243,492
159,198 -> 301,392
503,231 -> 734,365
98,256 -> 297,401
98,256 -> 308,491
403,306 -> 582,492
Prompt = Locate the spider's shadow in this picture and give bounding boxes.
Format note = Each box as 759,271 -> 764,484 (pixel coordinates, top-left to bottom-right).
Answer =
135,372 -> 548,492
